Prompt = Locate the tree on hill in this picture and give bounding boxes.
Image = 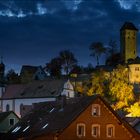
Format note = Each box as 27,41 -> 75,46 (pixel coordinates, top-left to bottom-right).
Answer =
59,50 -> 77,75
84,64 -> 134,110
89,42 -> 106,66
45,57 -> 62,77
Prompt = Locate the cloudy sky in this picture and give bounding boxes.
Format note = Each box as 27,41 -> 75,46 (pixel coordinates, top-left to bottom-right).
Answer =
0,0 -> 140,73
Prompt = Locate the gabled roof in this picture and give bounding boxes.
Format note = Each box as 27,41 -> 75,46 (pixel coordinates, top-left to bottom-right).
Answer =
2,79 -> 67,99
20,65 -> 38,75
0,111 -> 19,123
120,22 -> 138,31
7,95 -> 140,139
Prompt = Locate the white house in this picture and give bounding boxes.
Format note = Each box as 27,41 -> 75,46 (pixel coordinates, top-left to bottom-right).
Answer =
1,79 -> 75,117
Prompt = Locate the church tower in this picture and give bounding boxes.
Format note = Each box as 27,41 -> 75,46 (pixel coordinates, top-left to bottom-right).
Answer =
120,22 -> 138,63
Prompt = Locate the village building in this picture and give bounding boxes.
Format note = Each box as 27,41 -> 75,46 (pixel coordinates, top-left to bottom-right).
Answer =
0,111 -> 19,133
20,65 -> 47,83
5,95 -> 140,140
0,79 -> 75,117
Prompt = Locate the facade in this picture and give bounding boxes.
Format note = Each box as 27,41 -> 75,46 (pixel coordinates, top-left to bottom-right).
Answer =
1,79 -> 75,117
0,111 -> 19,133
6,95 -> 140,140
128,57 -> 140,83
120,22 -> 138,63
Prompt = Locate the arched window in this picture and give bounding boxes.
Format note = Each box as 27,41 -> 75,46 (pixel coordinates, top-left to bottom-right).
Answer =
6,104 -> 10,112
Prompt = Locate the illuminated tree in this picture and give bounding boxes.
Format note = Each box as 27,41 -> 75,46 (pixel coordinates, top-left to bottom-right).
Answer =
84,65 -> 134,110
109,65 -> 134,109
126,102 -> 140,117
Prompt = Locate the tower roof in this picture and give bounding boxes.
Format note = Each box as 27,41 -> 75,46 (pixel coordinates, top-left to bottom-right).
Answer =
120,22 -> 138,31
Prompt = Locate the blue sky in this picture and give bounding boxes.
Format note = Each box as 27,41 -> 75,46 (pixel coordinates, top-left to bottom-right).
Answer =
0,0 -> 140,73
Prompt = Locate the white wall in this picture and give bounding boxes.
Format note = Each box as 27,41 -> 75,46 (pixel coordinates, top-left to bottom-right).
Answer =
61,80 -> 75,98
2,98 -> 56,117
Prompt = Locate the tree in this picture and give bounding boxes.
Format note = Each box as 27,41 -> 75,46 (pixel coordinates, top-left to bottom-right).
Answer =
108,65 -> 134,110
84,64 -> 134,110
126,102 -> 140,117
6,69 -> 20,84
59,50 -> 77,75
45,57 -> 62,77
84,70 -> 107,96
89,42 -> 106,66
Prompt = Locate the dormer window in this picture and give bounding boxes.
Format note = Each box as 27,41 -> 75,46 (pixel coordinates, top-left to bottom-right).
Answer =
92,104 -> 100,116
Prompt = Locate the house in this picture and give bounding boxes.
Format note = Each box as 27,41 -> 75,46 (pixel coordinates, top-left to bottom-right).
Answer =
5,95 -> 140,140
128,57 -> 140,84
20,65 -> 47,83
1,79 -> 75,117
0,111 -> 19,133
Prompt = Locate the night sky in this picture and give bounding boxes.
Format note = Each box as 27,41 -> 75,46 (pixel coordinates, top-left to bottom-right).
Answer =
0,0 -> 140,73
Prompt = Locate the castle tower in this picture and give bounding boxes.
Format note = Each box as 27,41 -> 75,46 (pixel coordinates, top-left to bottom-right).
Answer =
120,22 -> 138,63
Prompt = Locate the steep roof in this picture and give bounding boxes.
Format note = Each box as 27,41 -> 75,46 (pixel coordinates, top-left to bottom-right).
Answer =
6,95 -> 140,139
120,22 -> 138,31
2,79 -> 67,99
0,111 -> 19,123
20,65 -> 38,75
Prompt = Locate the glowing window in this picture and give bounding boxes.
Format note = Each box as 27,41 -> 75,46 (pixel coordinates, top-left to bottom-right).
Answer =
77,123 -> 85,137
23,126 -> 30,132
92,124 -> 100,137
12,126 -> 21,133
42,123 -> 48,129
49,108 -> 55,113
92,104 -> 100,116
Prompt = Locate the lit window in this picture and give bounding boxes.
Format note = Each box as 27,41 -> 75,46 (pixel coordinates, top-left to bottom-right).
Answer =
9,118 -> 15,126
135,67 -> 139,71
92,104 -> 100,116
106,124 -> 115,137
12,126 -> 21,133
42,123 -> 48,129
49,108 -> 55,113
92,124 -> 100,138
23,126 -> 30,132
77,123 -> 85,137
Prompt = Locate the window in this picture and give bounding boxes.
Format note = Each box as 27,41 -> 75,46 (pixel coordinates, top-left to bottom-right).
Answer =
42,123 -> 48,129
77,123 -> 85,137
6,104 -> 10,112
135,67 -> 139,71
23,126 -> 30,132
9,118 -> 15,126
92,104 -> 100,116
106,124 -> 115,137
92,124 -> 100,138
12,126 -> 21,133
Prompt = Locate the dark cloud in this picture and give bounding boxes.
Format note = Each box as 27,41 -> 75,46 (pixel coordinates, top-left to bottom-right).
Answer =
0,0 -> 140,72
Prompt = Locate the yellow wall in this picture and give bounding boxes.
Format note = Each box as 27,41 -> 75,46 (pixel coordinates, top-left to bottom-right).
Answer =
120,29 -> 137,63
128,64 -> 140,83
